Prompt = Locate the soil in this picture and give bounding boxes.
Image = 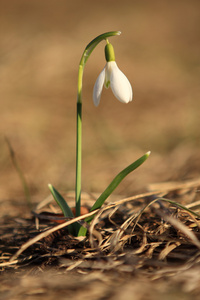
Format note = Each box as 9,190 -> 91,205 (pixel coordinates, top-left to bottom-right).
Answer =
0,1 -> 200,299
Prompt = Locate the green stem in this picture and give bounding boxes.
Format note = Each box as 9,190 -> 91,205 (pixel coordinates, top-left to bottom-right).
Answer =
75,31 -> 121,220
75,101 -> 82,217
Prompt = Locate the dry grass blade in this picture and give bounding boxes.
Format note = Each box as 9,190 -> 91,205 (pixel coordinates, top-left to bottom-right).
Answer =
157,210 -> 200,249
7,185 -> 200,272
9,190 -> 163,263
89,190 -> 163,248
0,259 -> 19,267
159,242 -> 181,260
9,209 -> 98,262
147,178 -> 200,193
185,199 -> 200,210
103,190 -> 164,209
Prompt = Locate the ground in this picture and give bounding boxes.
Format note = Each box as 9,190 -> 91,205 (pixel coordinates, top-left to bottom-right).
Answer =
0,0 -> 200,299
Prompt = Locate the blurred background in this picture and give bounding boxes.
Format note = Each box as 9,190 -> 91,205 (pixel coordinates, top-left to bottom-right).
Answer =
0,0 -> 200,203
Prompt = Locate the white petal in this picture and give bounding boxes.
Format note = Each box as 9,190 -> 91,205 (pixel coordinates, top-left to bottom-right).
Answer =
93,67 -> 106,106
109,61 -> 133,103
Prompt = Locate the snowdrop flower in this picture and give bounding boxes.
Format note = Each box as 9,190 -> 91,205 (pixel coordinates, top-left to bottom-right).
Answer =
93,42 -> 133,106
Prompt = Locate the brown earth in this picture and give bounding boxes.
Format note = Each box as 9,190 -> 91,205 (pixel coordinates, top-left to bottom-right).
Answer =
0,0 -> 200,299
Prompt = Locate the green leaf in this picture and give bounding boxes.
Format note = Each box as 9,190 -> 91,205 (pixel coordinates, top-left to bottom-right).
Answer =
78,151 -> 151,236
48,184 -> 76,235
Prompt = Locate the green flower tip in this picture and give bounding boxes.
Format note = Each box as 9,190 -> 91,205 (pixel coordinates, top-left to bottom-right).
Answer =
146,151 -> 151,156
105,43 -> 115,62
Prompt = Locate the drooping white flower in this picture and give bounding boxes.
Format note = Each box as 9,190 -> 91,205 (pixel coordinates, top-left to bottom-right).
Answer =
93,42 -> 133,106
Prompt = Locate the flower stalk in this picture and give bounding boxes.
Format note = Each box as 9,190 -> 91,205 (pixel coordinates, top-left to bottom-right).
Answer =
75,31 -> 121,231
48,31 -> 150,237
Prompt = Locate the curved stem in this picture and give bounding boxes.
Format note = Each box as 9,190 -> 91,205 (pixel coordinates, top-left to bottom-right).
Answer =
75,31 -> 121,221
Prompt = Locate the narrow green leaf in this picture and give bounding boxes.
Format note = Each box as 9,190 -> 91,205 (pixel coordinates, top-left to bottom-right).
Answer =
159,198 -> 200,219
78,151 -> 151,236
91,151 -> 151,213
48,184 -> 76,235
48,184 -> 74,217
